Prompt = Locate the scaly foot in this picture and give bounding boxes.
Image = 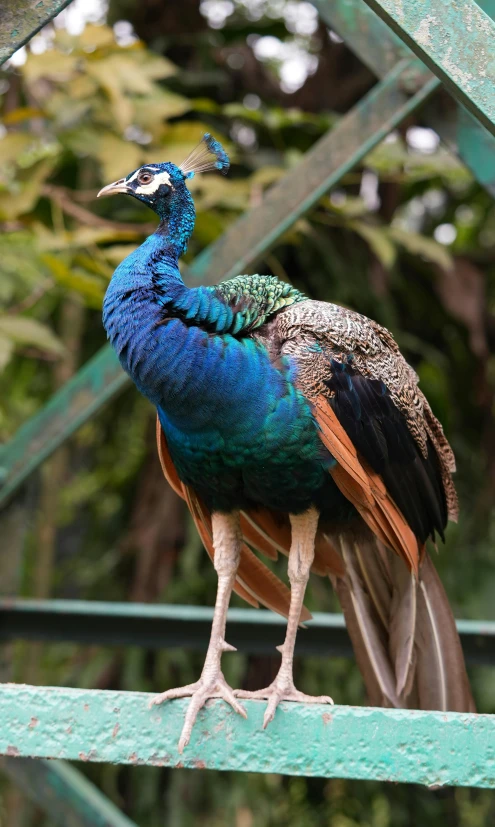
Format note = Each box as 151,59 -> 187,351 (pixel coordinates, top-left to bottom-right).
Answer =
150,647 -> 246,753
235,674 -> 333,729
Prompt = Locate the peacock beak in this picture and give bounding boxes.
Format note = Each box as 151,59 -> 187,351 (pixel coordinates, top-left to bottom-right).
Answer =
97,178 -> 129,198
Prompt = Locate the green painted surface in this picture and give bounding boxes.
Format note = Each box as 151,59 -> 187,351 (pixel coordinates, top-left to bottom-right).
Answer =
477,0 -> 495,18
0,0 -> 74,65
0,599 -> 492,665
361,0 -> 495,136
0,60 -> 438,506
1,758 -> 137,827
0,686 -> 492,786
0,345 -> 127,506
313,0 -> 410,77
187,59 -> 437,285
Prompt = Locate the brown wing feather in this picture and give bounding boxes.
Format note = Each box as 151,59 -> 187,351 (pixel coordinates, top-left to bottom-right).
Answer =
241,506 -> 344,577
312,397 -> 420,574
156,416 -> 310,619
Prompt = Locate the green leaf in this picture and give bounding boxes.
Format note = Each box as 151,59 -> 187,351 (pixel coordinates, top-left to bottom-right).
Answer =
0,134 -> 32,166
0,159 -> 56,220
40,254 -> 106,308
0,334 -> 14,372
0,316 -> 64,355
349,221 -> 397,270
389,227 -> 453,270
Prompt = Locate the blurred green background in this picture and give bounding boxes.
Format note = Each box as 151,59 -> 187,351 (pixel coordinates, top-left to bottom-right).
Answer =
1,0 -> 494,823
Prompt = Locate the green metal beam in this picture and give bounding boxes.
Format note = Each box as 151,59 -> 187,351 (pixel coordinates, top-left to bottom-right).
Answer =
312,0 -> 410,76
0,59 -> 438,506
315,0 -> 495,196
0,345 -> 126,505
1,758 -> 137,827
361,0 -> 495,136
0,0 -> 74,66
0,685 -> 493,786
0,599 -> 493,666
187,59 -> 437,285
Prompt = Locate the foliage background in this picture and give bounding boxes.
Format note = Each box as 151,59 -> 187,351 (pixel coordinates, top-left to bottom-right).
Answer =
1,0 -> 494,824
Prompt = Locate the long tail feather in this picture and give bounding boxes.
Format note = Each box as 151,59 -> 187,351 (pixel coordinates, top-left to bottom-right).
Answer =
415,554 -> 475,712
333,535 -> 475,713
335,538 -> 401,707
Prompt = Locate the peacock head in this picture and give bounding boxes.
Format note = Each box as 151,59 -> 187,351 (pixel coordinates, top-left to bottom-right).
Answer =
97,134 -> 229,252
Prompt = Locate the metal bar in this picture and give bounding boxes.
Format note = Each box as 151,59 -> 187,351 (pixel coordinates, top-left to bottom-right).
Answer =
0,345 -> 127,506
187,59 -> 438,284
0,599 -> 492,666
0,0 -> 74,66
0,685 -> 493,786
312,0 -> 410,77
315,0 -> 495,196
0,60 -> 439,505
360,0 -> 495,136
476,1 -> 495,18
1,758 -> 137,827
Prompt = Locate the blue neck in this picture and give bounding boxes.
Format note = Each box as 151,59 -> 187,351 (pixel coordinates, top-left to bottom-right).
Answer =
155,186 -> 195,257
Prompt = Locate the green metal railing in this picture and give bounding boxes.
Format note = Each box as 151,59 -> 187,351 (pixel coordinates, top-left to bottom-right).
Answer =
1,0 -> 495,821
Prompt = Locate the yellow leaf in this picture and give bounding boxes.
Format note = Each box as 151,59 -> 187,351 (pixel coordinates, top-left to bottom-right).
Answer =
78,24 -> 116,50
0,316 -> 64,355
97,134 -> 142,182
133,90 -> 191,134
102,245 -> 139,265
41,254 -> 106,308
0,334 -> 14,372
86,61 -> 133,130
0,160 -> 55,220
0,134 -> 32,166
3,107 -> 44,125
349,221 -> 397,270
22,51 -> 78,83
389,227 -> 454,271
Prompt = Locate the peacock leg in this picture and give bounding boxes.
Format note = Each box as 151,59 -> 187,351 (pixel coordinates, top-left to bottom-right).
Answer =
235,507 -> 333,728
150,511 -> 246,752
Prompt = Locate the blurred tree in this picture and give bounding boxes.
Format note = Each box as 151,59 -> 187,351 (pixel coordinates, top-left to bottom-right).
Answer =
0,2 -> 494,824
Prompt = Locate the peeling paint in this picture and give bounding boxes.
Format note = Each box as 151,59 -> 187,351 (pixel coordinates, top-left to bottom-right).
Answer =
0,686 -> 492,786
442,46 -> 474,87
414,15 -> 436,49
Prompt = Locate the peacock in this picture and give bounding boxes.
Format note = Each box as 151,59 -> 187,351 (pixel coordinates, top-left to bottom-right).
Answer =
98,134 -> 474,753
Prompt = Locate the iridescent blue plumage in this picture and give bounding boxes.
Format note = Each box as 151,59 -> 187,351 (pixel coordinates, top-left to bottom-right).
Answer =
99,135 -> 474,751
100,138 -> 347,515
103,225 -> 336,513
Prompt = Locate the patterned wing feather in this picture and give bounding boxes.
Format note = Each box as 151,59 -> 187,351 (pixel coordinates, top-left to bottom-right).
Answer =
278,299 -> 455,558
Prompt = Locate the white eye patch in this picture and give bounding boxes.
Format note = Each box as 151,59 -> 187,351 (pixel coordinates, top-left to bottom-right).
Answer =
130,169 -> 172,195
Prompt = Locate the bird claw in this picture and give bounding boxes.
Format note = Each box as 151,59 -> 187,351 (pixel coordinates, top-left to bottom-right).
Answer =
150,669 -> 247,754
235,679 -> 333,729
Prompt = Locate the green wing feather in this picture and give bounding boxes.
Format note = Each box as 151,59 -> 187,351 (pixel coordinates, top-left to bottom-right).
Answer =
214,274 -> 306,332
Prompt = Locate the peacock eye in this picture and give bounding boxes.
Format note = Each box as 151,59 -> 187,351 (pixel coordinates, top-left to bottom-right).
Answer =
137,170 -> 153,185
